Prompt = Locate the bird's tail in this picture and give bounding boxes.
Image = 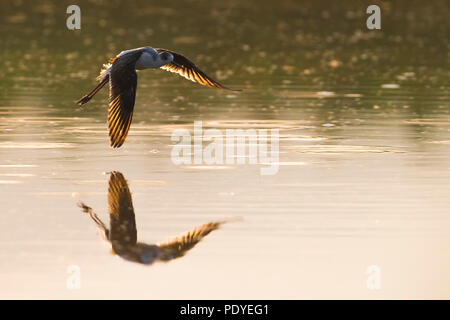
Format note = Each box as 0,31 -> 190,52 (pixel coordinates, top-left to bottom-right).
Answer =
77,75 -> 109,105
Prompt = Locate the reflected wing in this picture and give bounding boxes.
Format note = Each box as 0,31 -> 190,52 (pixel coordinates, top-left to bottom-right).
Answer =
108,171 -> 137,246
108,51 -> 143,148
157,221 -> 226,260
157,48 -> 240,91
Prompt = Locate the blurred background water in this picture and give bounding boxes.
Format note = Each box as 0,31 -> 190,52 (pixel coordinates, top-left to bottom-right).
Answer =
0,0 -> 449,299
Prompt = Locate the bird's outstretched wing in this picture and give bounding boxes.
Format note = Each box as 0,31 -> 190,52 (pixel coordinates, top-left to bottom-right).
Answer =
156,48 -> 240,91
108,51 -> 143,148
108,171 -> 137,246
157,221 -> 227,261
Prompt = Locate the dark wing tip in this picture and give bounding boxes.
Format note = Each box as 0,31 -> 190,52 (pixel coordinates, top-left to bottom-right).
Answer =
221,86 -> 242,92
110,139 -> 125,148
109,130 -> 127,148
109,171 -> 127,186
108,170 -> 131,206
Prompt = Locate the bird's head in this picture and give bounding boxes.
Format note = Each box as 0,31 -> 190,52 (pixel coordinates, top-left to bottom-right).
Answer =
157,51 -> 174,66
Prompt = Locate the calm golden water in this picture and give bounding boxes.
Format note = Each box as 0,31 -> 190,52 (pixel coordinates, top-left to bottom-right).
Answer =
0,0 -> 449,299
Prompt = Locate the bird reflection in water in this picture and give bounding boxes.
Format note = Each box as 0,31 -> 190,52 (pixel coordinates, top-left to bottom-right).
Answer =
78,171 -> 230,265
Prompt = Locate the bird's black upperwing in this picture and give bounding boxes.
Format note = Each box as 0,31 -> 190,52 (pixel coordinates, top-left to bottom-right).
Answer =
156,48 -> 240,91
108,51 -> 143,148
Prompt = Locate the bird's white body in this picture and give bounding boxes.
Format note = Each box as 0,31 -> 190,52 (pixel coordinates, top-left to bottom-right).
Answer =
134,47 -> 172,69
136,50 -> 165,69
97,47 -> 173,81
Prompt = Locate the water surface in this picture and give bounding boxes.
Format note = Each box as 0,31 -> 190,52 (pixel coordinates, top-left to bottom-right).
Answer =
0,0 -> 449,299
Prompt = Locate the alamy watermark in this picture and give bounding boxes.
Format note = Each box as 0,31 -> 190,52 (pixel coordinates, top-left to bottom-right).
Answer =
366,265 -> 381,290
366,5 -> 381,30
66,5 -> 81,30
171,121 -> 279,175
66,264 -> 81,289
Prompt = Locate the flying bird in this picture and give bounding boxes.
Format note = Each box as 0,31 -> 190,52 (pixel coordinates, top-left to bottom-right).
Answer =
78,171 -> 231,265
77,47 -> 240,148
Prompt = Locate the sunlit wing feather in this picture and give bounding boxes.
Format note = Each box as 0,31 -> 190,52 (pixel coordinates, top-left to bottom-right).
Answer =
157,49 -> 240,91
108,171 -> 137,245
157,221 -> 226,260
